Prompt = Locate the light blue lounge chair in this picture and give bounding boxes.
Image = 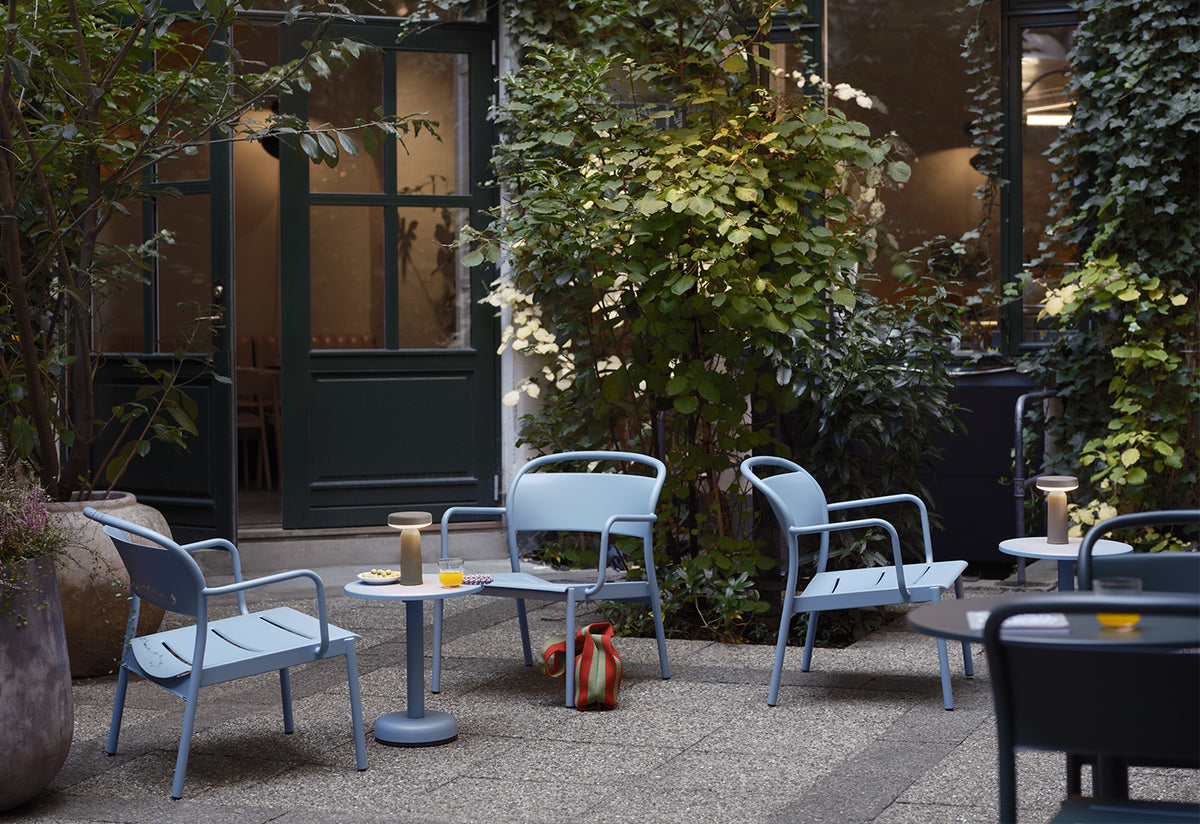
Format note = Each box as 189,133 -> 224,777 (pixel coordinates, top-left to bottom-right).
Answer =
84,507 -> 367,799
433,450 -> 670,707
740,456 -> 973,710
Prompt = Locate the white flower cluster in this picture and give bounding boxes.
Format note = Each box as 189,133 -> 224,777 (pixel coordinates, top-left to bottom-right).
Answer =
483,278 -> 578,407
773,68 -> 882,113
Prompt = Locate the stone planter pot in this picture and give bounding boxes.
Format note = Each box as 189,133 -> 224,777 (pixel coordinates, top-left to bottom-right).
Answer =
0,556 -> 74,812
48,492 -> 167,677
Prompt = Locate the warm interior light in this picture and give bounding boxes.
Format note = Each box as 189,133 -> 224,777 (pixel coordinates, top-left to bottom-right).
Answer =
1026,113 -> 1071,127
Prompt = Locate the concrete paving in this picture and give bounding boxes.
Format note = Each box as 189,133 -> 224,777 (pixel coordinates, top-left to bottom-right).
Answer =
4,568 -> 1197,824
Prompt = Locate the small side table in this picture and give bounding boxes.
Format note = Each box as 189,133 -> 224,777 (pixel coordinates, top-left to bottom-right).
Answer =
998,537 -> 1132,591
344,578 -> 481,746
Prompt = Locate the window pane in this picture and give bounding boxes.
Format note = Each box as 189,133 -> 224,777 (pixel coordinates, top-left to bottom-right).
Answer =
396,51 -> 468,196
95,205 -> 146,353
827,0 -> 992,296
1020,24 -> 1075,345
396,205 -> 469,348
310,205 -> 384,349
309,50 -> 385,194
158,193 -> 213,353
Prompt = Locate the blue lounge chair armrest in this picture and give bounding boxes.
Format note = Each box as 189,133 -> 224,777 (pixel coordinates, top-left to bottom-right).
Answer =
827,493 -> 934,563
789,517 -> 908,599
587,512 -> 657,596
204,569 -> 331,657
440,505 -> 507,558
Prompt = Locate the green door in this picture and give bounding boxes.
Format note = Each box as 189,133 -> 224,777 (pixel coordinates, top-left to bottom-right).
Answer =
93,123 -> 237,543
278,22 -> 498,528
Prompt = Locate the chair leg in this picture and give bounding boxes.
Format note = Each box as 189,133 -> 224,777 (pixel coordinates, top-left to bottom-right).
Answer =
345,643 -> 367,771
564,590 -> 578,708
800,609 -> 819,671
932,589 -> 955,710
171,681 -> 202,799
768,606 -> 796,706
955,579 -> 974,677
936,635 -> 955,710
279,667 -> 294,733
648,586 -> 671,680
432,598 -> 443,693
107,665 -> 131,755
516,598 -> 533,667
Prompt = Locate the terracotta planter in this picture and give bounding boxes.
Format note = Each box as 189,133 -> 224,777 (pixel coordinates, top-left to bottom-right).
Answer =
48,492 -> 167,677
0,556 -> 74,812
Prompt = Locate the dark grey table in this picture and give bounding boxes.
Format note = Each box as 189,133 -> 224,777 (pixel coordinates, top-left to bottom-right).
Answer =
906,592 -> 1199,647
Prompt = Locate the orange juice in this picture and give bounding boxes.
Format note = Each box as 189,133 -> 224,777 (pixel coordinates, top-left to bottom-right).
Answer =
1096,612 -> 1140,630
439,569 -> 463,588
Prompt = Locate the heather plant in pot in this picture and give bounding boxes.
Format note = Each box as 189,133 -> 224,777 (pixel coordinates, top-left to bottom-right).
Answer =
0,465 -> 74,812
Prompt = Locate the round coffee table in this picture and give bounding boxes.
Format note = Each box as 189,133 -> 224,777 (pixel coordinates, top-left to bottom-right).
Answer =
344,578 -> 481,746
998,537 -> 1132,591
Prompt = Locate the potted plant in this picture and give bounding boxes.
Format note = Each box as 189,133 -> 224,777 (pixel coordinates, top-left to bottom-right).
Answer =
0,465 -> 74,812
0,0 -> 433,674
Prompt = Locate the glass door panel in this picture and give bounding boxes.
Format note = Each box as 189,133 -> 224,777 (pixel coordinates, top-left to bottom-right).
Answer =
1019,24 -> 1075,345
395,51 -> 469,196
309,50 -> 386,194
310,205 -> 384,349
396,205 -> 470,348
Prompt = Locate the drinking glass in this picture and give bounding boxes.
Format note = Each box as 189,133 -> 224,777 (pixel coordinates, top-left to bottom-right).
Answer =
438,557 -> 464,588
1095,577 -> 1143,630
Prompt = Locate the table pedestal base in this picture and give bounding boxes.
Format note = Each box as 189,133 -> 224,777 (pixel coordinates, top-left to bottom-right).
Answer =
373,710 -> 458,747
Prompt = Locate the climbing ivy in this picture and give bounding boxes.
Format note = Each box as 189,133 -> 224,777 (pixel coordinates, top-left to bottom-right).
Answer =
1021,0 -> 1199,542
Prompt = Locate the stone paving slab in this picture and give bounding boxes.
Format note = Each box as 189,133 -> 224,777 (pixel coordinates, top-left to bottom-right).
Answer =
4,578 -> 1197,824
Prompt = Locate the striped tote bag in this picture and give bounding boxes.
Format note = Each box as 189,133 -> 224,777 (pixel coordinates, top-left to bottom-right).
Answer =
539,622 -> 623,710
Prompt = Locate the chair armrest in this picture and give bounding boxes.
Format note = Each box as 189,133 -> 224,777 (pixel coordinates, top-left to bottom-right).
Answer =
827,493 -> 934,563
789,517 -> 909,599
586,513 -> 657,596
203,569 -> 331,656
440,506 -> 506,558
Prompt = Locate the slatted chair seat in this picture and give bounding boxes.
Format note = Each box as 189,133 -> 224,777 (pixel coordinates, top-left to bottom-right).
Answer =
83,507 -> 367,799
741,455 -> 974,710
432,451 -> 670,708
800,562 -> 968,611
128,607 -> 356,684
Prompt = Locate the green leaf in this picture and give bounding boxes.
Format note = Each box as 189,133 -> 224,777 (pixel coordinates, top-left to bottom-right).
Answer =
634,195 -> 669,214
722,52 -> 748,74
673,395 -> 699,414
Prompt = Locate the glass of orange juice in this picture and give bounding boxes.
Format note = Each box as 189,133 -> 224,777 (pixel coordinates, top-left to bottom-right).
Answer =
1095,577 -> 1143,630
438,557 -> 464,588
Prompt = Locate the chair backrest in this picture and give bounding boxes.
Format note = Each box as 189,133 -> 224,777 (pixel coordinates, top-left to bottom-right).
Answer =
1077,509 -> 1200,593
739,456 -> 830,532
505,451 -> 666,541
84,508 -> 208,618
985,593 -> 1200,822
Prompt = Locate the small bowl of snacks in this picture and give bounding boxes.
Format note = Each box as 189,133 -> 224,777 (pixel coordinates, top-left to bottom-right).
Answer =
357,568 -> 402,585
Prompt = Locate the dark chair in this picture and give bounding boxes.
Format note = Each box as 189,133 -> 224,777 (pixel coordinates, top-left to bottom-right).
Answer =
1077,509 -> 1200,594
985,593 -> 1200,824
